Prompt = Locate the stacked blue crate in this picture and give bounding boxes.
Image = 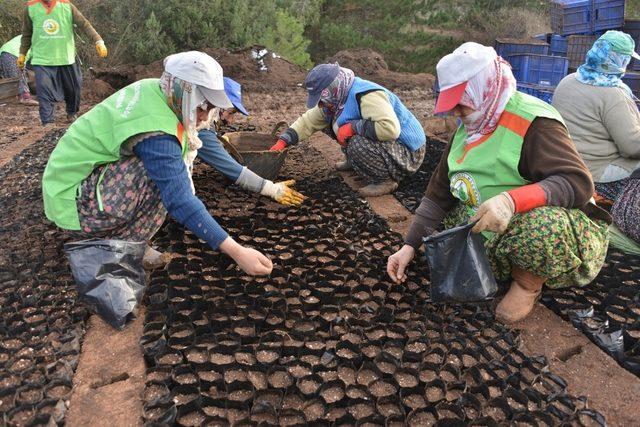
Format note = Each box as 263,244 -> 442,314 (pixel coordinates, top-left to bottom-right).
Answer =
494,38 -> 550,57
502,0 -> 627,104
550,0 -> 624,36
516,83 -> 555,104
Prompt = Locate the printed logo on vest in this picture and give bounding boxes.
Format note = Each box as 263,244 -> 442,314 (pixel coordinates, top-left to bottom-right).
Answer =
450,172 -> 481,208
43,19 -> 60,35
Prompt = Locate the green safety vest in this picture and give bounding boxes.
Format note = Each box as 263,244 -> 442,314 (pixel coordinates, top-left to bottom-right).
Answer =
0,35 -> 31,60
42,78 -> 186,230
448,91 -> 565,217
27,0 -> 75,66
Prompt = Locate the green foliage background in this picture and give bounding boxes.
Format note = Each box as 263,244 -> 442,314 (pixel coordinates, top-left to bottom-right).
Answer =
1,0 -> 640,72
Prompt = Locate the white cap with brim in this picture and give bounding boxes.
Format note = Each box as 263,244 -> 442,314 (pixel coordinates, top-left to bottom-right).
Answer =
164,51 -> 234,109
434,42 -> 497,114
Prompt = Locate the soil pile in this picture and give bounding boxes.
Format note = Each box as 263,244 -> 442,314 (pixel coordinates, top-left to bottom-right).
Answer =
88,46 -> 307,96
325,49 -> 435,91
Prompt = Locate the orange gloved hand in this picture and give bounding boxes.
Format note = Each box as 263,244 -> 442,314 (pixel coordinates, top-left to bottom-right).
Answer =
95,40 -> 108,58
269,139 -> 287,151
337,122 -> 356,146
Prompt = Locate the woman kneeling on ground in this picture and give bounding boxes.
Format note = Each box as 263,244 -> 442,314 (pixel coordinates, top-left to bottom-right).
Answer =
42,51 -> 275,275
269,63 -> 427,197
387,42 -> 611,324
553,31 -> 640,204
197,76 -> 305,209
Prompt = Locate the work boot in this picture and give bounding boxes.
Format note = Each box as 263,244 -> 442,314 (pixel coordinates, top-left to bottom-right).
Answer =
143,246 -> 168,270
66,113 -> 78,123
358,180 -> 398,197
495,266 -> 545,324
335,161 -> 353,172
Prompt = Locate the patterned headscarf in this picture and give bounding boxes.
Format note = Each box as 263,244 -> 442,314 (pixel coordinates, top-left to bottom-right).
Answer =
159,71 -> 220,192
458,56 -> 517,143
577,40 -> 634,98
319,67 -> 355,119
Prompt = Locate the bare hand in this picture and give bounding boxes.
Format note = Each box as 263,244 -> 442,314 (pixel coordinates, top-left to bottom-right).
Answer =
220,237 -> 273,275
387,244 -> 415,284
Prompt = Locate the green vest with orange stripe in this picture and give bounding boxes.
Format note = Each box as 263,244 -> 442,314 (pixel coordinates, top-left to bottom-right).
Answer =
28,0 -> 76,66
42,78 -> 186,230
448,91 -> 565,216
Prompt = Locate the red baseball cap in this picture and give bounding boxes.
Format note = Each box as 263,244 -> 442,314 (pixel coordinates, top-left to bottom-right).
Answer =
434,42 -> 497,114
434,81 -> 468,114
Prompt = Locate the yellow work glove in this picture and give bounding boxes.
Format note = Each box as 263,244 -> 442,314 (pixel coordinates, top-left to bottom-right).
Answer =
260,179 -> 306,206
16,54 -> 26,69
470,192 -> 515,234
95,40 -> 108,58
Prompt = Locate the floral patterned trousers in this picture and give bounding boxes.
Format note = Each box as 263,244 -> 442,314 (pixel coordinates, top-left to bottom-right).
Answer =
445,205 -> 609,289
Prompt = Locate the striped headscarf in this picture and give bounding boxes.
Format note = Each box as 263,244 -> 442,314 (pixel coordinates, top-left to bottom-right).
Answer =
319,67 -> 355,119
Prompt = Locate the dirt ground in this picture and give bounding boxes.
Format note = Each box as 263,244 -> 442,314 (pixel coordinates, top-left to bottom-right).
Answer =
1,49 -> 639,425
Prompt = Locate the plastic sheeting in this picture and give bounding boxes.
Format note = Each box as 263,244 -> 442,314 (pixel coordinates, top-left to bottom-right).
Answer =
65,239 -> 146,330
423,222 -> 497,303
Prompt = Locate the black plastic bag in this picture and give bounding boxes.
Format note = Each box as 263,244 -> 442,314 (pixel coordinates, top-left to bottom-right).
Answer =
423,221 -> 497,303
64,239 -> 146,330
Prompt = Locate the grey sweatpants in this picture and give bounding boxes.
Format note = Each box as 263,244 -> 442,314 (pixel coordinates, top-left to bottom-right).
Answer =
33,62 -> 82,124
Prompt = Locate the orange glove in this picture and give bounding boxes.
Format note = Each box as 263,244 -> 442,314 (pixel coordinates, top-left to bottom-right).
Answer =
17,54 -> 26,69
269,139 -> 287,151
95,40 -> 108,58
337,123 -> 356,146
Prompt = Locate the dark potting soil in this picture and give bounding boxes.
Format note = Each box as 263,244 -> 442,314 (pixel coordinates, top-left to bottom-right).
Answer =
541,249 -> 640,377
393,137 -> 446,212
0,130 -> 89,425
140,146 -> 605,425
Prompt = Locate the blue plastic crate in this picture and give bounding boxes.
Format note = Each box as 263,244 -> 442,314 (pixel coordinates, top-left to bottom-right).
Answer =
517,83 -> 555,104
507,54 -> 569,86
593,0 -> 625,32
494,38 -> 550,58
550,34 -> 569,56
550,0 -> 592,35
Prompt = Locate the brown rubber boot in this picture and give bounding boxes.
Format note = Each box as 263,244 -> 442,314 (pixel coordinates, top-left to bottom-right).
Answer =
358,180 -> 398,197
143,245 -> 168,270
495,266 -> 545,324
335,161 -> 353,172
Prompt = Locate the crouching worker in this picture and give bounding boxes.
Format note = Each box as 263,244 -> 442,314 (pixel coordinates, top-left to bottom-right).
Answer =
42,51 -> 273,275
197,77 -> 305,206
611,168 -> 640,252
387,43 -> 611,324
553,31 -> 640,203
270,63 -> 427,197
0,35 -> 37,104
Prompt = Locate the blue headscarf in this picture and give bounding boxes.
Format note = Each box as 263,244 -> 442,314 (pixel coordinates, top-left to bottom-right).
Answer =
576,39 -> 634,98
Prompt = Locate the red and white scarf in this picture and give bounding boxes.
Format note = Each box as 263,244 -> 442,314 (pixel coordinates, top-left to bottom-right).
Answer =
459,57 -> 516,144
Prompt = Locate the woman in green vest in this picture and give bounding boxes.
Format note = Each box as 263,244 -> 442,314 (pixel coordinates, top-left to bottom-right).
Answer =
0,35 -> 37,104
19,0 -> 107,125
42,51 -> 274,275
387,42 -> 611,323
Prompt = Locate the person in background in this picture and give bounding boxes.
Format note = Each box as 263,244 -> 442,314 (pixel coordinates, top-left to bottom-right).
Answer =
611,168 -> 640,250
0,35 -> 37,104
197,76 -> 305,206
553,31 -> 640,204
42,51 -> 273,275
19,0 -> 107,125
270,63 -> 427,197
387,42 -> 611,324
